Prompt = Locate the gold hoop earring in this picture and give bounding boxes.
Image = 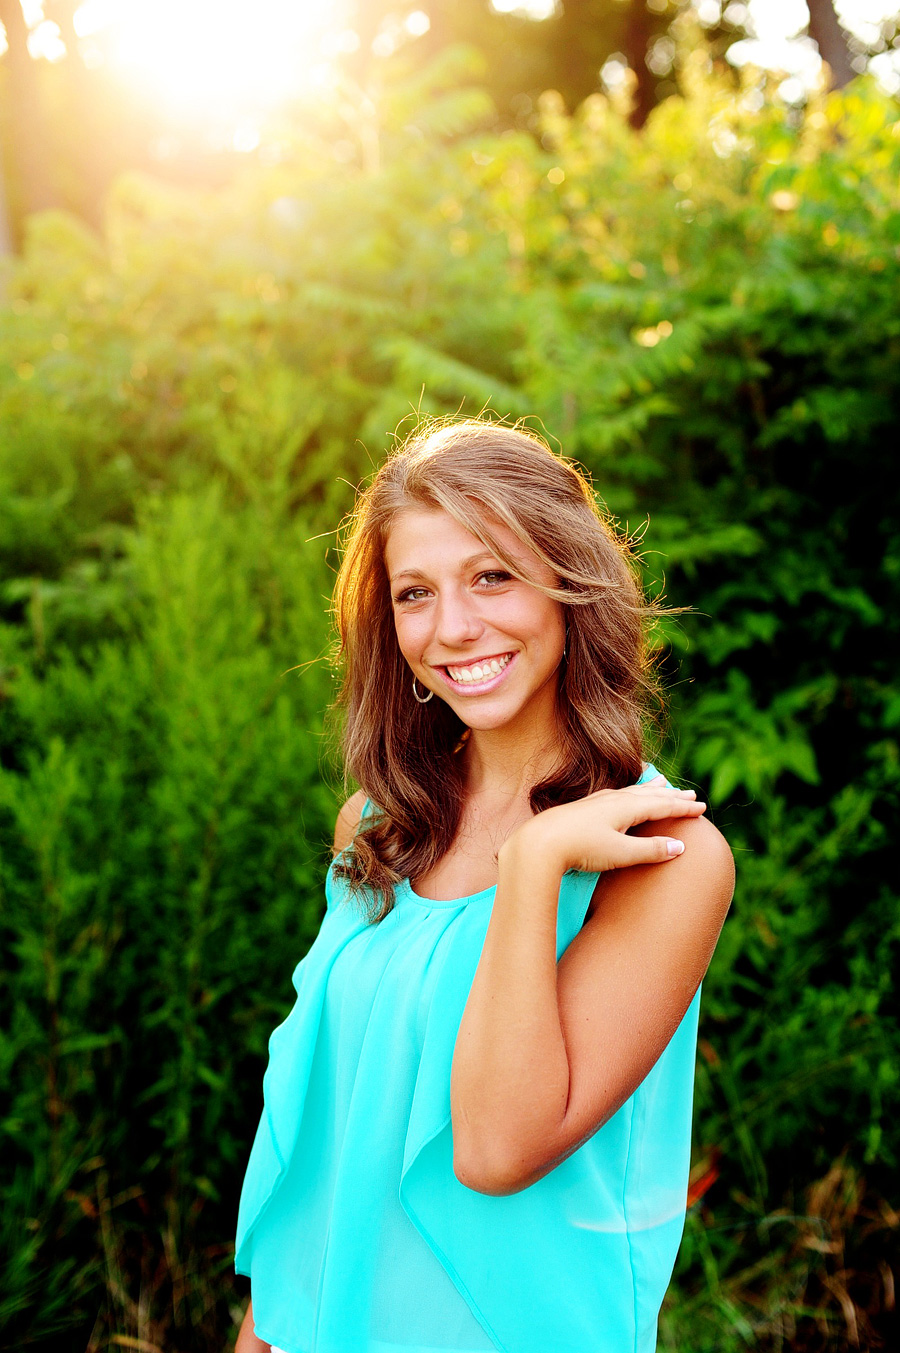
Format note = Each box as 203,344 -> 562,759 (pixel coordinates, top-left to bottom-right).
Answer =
412,676 -> 434,704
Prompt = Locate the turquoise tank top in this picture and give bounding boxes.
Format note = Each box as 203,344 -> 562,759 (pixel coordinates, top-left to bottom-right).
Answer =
235,764 -> 701,1353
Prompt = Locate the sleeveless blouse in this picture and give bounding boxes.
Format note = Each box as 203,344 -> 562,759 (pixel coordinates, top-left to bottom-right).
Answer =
235,765 -> 701,1353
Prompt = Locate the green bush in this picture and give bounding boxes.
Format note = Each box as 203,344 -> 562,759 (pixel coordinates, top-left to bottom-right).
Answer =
0,48 -> 897,1351
0,487 -> 336,1344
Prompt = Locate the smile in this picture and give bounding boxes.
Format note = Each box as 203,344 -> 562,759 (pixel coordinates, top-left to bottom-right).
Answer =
438,652 -> 516,694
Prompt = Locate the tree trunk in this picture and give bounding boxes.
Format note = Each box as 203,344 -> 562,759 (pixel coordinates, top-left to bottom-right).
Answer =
48,0 -> 107,229
622,0 -> 655,128
806,0 -> 855,88
0,150 -> 13,258
0,0 -> 60,221
553,0 -> 611,110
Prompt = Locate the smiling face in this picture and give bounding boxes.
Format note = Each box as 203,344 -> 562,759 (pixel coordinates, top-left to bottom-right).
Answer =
384,506 -> 567,736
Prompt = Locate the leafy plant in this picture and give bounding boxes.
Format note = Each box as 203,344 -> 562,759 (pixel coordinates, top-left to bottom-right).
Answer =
1,48 -> 897,1352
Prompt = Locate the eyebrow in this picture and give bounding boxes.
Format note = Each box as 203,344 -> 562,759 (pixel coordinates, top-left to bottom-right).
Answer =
389,551 -> 500,585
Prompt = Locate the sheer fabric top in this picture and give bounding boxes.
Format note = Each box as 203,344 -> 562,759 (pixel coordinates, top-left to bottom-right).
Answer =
235,764 -> 701,1353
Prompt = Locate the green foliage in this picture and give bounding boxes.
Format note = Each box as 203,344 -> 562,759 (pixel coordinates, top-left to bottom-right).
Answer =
0,489 -> 337,1346
1,53 -> 898,1352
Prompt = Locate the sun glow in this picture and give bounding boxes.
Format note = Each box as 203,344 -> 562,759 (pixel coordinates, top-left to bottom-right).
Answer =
7,0 -> 898,118
72,0 -> 352,116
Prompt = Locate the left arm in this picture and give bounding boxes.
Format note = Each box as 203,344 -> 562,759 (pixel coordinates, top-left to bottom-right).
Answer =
450,794 -> 734,1195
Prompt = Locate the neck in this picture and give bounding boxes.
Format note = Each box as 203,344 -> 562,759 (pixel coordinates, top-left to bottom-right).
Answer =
462,701 -> 566,806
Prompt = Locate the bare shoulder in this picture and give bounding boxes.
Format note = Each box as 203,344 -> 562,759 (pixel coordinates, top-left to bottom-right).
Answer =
587,813 -> 735,924
650,811 -> 733,871
333,789 -> 369,854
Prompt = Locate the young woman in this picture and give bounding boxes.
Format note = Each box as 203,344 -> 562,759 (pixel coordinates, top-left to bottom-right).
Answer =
234,419 -> 734,1353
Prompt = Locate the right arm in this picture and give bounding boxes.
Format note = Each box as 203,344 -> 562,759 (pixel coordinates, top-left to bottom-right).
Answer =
235,1301 -> 269,1353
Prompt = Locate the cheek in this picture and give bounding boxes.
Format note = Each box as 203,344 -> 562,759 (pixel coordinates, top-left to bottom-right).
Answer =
500,594 -> 564,643
393,610 -> 428,661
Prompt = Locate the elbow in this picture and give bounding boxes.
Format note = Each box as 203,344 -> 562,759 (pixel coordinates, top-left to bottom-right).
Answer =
452,1140 -> 552,1196
452,1147 -> 531,1197
451,1110 -> 574,1196
451,1113 -> 527,1194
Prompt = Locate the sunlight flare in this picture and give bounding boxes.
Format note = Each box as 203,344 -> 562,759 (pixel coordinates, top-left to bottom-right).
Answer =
74,0 -> 350,114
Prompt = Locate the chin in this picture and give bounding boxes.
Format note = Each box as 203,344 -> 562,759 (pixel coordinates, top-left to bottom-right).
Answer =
454,703 -> 522,731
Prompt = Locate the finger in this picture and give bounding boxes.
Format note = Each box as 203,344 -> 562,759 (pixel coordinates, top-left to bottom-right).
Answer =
613,833 -> 687,867
615,791 -> 707,827
589,782 -> 695,804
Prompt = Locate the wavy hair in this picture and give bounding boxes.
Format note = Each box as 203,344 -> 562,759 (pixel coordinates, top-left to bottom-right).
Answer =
330,417 -> 665,922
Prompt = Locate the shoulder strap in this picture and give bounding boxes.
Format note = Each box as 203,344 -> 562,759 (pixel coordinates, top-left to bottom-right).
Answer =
358,796 -> 376,826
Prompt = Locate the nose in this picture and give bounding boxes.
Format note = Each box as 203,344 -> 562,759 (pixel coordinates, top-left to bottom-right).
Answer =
433,586 -> 484,650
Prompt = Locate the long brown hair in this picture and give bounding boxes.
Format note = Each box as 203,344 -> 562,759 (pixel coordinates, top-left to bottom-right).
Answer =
331,417 -> 665,921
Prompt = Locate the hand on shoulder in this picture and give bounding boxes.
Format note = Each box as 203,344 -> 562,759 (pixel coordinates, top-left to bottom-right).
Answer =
500,777 -> 712,878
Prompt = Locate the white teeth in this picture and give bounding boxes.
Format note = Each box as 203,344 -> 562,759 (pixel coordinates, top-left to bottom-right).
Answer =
446,654 -> 512,684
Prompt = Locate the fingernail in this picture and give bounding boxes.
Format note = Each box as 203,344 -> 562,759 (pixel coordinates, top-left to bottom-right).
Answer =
667,839 -> 685,857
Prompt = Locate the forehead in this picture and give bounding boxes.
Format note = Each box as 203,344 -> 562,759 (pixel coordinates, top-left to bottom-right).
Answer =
383,506 -> 529,578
